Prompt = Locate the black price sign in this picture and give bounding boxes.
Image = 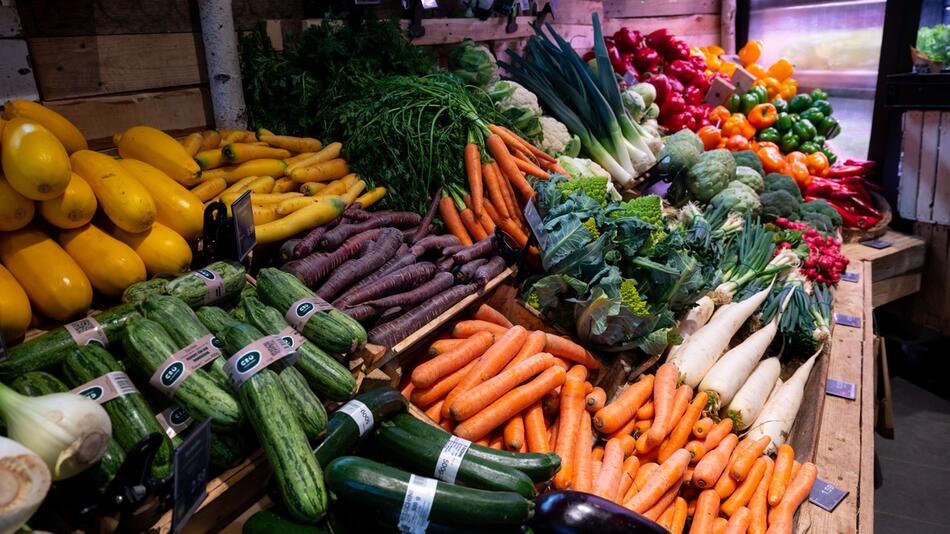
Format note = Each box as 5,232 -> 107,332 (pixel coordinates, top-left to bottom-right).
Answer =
809,478 -> 849,512
232,190 -> 256,262
861,239 -> 892,250
172,418 -> 211,533
523,201 -> 548,249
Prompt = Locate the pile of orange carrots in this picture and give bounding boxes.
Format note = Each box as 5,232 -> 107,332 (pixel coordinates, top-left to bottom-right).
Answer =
400,304 -> 818,534
437,125 -> 568,259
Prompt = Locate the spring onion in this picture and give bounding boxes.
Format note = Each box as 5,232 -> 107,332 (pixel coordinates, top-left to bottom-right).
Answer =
0,436 -> 50,534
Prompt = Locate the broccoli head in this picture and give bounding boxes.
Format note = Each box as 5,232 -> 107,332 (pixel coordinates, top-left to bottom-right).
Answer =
620,278 -> 649,316
801,198 -> 843,228
609,194 -> 663,225
732,150 -> 765,177
760,189 -> 802,220
709,180 -> 762,216
763,173 -> 803,201
800,211 -> 835,232
555,175 -> 609,206
687,149 -> 737,203
734,166 -> 765,193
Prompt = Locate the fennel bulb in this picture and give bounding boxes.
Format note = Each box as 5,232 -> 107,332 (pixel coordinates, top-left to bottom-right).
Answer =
0,436 -> 51,534
0,383 -> 111,480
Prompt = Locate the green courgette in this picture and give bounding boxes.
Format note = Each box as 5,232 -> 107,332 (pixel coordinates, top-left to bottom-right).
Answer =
122,277 -> 169,305
325,456 -> 534,527
278,365 -> 327,442
255,268 -> 366,354
313,387 -> 407,466
216,321 -> 327,522
62,343 -> 175,479
374,421 -> 536,498
122,316 -> 243,431
195,305 -> 240,334
239,295 -> 356,401
10,371 -> 69,396
392,413 -> 560,482
166,260 -> 246,308
242,510 -> 329,534
1,305 -> 139,378
209,431 -> 249,471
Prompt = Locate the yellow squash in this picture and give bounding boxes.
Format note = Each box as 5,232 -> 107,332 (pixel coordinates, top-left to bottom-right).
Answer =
117,125 -> 201,186
200,158 -> 286,184
1,118 -> 72,200
0,264 -> 32,340
70,150 -> 156,233
0,226 -> 92,321
38,172 -> 97,229
59,224 -> 146,298
114,222 -> 192,276
180,132 -> 203,157
120,158 -> 204,241
0,175 -> 35,231
190,177 -> 227,202
255,196 -> 344,245
2,100 -> 88,154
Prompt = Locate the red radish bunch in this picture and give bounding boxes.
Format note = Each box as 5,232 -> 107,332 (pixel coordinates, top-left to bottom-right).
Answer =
773,218 -> 848,285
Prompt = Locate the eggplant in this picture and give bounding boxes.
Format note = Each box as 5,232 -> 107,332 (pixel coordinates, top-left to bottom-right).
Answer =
529,491 -> 669,534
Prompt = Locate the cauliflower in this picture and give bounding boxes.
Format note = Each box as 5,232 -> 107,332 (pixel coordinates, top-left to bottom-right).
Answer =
734,166 -> 764,193
489,80 -> 542,115
710,180 -> 761,216
620,278 -> 649,316
539,116 -> 581,157
760,190 -> 802,220
449,39 -> 499,88
686,149 -> 736,202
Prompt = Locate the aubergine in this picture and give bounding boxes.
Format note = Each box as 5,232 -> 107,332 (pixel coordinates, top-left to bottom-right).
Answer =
528,491 -> 669,534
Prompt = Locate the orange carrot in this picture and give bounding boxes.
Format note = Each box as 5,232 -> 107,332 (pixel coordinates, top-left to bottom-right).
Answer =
712,517 -> 729,534
636,401 -> 655,420
616,434 -> 637,457
748,456 -> 774,534
643,476 -> 684,521
627,462 -> 659,502
465,143 -> 483,217
616,455 -> 641,503
573,412 -> 594,492
524,401 -> 549,453
578,387 -> 604,414
670,497 -> 688,534
637,441 -> 660,464
542,388 -> 560,415
592,438 -> 625,501
412,331 -> 494,388
489,432 -> 504,450
693,433 -> 739,489
400,380 -> 415,398
693,417 -> 715,438
594,375 -> 654,433
544,334 -> 601,369
450,353 -> 556,420
482,198 -> 504,225
605,416 -> 640,440
475,436 -> 489,447
454,365 -> 566,441
660,391 -> 708,463
497,217 -> 529,247
513,157 -> 549,179
553,377 -> 587,489
566,364 -> 588,383
411,358 -> 479,408
624,449 -> 691,513
460,208 -> 488,241
684,466 -> 695,486
640,363 -> 679,452
504,414 -> 525,451
490,124 -> 556,164
730,436 -> 771,481
495,161 -> 521,218
766,463 -> 818,534
722,456 -> 768,516
439,195 -> 473,246
429,338 -> 465,355
690,419 -> 734,462
713,466 -> 739,500
503,330 -> 547,371
424,399 -> 445,424
473,304 -> 513,328
768,444 -> 795,506
476,208 -> 496,234
789,461 -> 801,484
591,460 -> 602,481
444,326 -> 528,419
547,418 -> 559,451
690,490 -> 721,534
723,506 -> 751,534
440,418 -> 455,433
488,124 -> 534,156
591,445 -> 605,462
657,501 -> 676,530
452,320 -> 508,338
481,162 -> 510,219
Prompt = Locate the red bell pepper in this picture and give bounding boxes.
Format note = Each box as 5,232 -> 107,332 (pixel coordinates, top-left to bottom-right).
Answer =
684,85 -> 704,105
613,28 -> 644,53
646,74 -> 671,105
667,59 -> 697,84
645,29 -> 675,52
633,47 -> 662,73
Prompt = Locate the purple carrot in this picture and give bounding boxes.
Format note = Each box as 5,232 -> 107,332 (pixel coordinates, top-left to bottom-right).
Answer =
341,245 -> 410,295
410,188 -> 442,243
280,238 -> 302,262
368,283 -> 479,347
342,204 -> 368,220
364,271 -> 455,310
410,234 -> 460,257
437,257 -> 455,271
334,262 -> 436,308
341,305 -> 378,322
375,306 -> 403,325
321,212 -> 422,250
441,244 -> 466,257
452,235 -> 498,264
316,228 -> 403,300
455,258 -> 488,282
293,218 -> 343,258
474,256 -> 506,286
282,227 -> 386,287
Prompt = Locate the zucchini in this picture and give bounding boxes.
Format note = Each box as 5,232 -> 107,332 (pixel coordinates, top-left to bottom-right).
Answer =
215,321 -> 327,521
278,365 -> 327,442
62,343 -> 175,479
243,510 -> 329,534
240,295 -> 356,400
195,305 -> 240,333
255,268 -> 366,354
166,260 -> 246,308
141,295 -> 230,389
209,431 -> 249,471
122,277 -> 169,305
325,456 -> 534,527
313,387 -> 407,466
392,413 -> 560,482
122,316 -> 243,430
1,304 -> 139,378
10,371 -> 69,396
374,421 -> 536,498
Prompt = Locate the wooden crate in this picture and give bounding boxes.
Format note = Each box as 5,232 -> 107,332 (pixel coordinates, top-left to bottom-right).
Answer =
897,110 -> 950,225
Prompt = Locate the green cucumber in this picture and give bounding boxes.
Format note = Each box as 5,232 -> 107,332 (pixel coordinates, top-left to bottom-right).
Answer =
243,510 -> 329,534
313,387 -> 407,466
141,295 -> 230,389
1,305 -> 139,378
374,421 -> 536,498
240,295 -> 356,401
255,268 -> 366,354
166,260 -> 247,308
325,456 -> 534,527
62,343 -> 175,479
215,321 -> 326,522
122,316 -> 243,431
195,306 -> 240,334
209,431 -> 249,471
392,413 -> 560,482
10,371 -> 69,396
278,365 -> 327,442
122,278 -> 169,305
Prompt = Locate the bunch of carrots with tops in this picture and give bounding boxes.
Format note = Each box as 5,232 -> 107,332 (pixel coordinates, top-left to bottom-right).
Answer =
438,125 -> 570,264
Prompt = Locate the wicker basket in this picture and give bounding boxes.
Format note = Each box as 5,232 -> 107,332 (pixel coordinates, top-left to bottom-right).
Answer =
842,190 -> 892,243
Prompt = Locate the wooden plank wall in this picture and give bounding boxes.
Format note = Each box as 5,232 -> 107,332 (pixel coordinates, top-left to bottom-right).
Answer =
0,3 -> 39,101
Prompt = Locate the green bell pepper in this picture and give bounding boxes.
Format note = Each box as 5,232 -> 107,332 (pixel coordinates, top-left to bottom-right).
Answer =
788,94 -> 812,113
810,88 -> 829,101
813,135 -> 826,146
799,141 -> 820,154
725,93 -> 741,113
792,119 -> 817,141
775,112 -> 793,132
740,93 -> 761,115
821,146 -> 837,165
772,98 -> 788,113
757,127 -> 782,143
751,86 -> 769,104
781,131 -> 801,153
819,116 -> 840,139
811,99 -> 833,116
801,108 -> 825,125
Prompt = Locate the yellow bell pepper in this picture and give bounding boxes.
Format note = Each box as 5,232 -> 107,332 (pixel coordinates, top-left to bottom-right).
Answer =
719,62 -> 738,76
738,40 -> 764,65
746,63 -> 768,79
779,79 -> 798,100
767,58 -> 794,81
761,76 -> 783,99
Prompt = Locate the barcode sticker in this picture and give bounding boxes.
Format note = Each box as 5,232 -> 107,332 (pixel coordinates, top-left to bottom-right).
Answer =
224,335 -> 296,389
156,406 -> 194,439
192,268 -> 226,304
434,435 -> 471,484
64,316 -> 109,348
73,371 -> 138,404
397,474 -> 438,534
150,334 -> 224,396
285,297 -> 333,331
338,399 -> 374,437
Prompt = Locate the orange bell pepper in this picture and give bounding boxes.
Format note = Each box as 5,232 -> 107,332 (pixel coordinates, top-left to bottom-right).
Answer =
761,77 -> 782,99
722,114 -> 756,139
719,62 -> 738,76
756,145 -> 788,174
709,105 -> 731,125
725,135 -> 751,152
747,103 -> 777,129
703,45 -> 726,56
746,63 -> 768,80
779,79 -> 798,100
788,160 -> 811,187
697,125 -> 723,151
739,40 -> 764,65
785,151 -> 808,166
767,58 -> 794,81
757,141 -> 780,152
805,151 -> 830,176
706,55 -> 723,71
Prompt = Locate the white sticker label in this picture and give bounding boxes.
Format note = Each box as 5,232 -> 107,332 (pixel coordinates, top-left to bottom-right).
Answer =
397,474 -> 438,534
149,334 -> 223,396
338,399 -> 373,437
276,326 -> 307,351
156,406 -> 194,439
434,435 -> 471,484
73,371 -> 138,404
223,335 -> 296,389
64,316 -> 109,347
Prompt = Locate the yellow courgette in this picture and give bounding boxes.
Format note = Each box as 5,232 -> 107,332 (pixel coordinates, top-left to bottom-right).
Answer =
37,172 -> 97,229
59,223 -> 146,298
1,118 -> 72,200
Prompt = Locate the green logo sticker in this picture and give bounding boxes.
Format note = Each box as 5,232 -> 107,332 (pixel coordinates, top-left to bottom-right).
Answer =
295,302 -> 314,317
79,386 -> 103,401
161,362 -> 185,387
196,269 -> 216,281
169,407 -> 191,425
236,351 -> 261,374
211,336 -> 224,349
280,336 -> 294,349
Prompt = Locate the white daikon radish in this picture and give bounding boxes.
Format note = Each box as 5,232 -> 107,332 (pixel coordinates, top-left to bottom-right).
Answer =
745,351 -> 820,455
666,295 -> 716,361
699,317 -> 780,411
723,357 -> 782,430
0,436 -> 51,534
667,284 -> 773,388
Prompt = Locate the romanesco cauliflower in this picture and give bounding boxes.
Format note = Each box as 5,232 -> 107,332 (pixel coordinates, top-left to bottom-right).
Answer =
582,218 -> 600,238
555,176 -> 608,206
610,194 -> 663,225
620,279 -> 649,316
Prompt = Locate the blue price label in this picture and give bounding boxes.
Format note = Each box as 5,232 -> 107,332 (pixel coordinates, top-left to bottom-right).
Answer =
523,201 -> 548,249
833,313 -> 861,328
231,190 -> 256,262
809,478 -> 848,512
840,272 -> 859,283
826,378 -> 857,400
172,418 -> 211,533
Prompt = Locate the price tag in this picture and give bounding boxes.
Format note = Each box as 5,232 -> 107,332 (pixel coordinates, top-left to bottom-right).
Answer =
420,0 -> 438,7
156,406 -> 194,440
826,378 -> 857,400
519,0 -> 530,10
64,316 -> 109,348
523,201 -> 548,249
191,267 -> 226,304
622,70 -> 638,86
434,436 -> 471,484
730,65 -> 757,93
860,239 -> 892,249
231,190 -> 256,262
223,335 -> 296,389
338,399 -> 374,437
840,272 -> 859,283
703,76 -> 736,107
833,313 -> 861,328
808,478 -> 848,512
73,371 -> 138,404
397,474 -> 438,534
172,418 -> 211,533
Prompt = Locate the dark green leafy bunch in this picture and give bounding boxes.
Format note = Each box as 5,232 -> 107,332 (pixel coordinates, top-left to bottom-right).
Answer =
761,278 -> 833,357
